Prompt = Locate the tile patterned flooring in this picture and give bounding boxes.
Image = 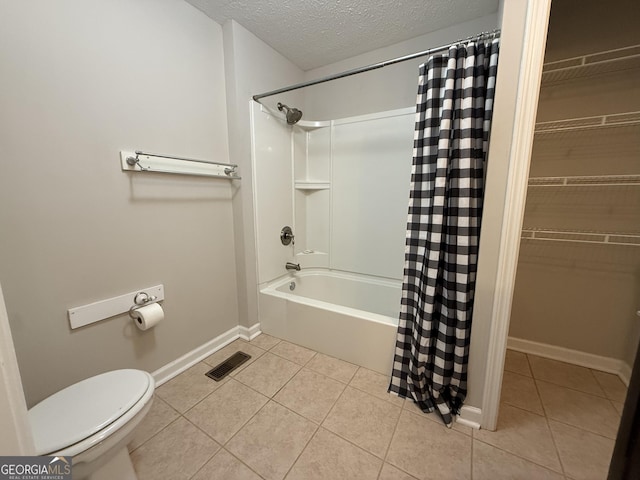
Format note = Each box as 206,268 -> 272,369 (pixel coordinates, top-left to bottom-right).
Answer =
129,336 -> 626,480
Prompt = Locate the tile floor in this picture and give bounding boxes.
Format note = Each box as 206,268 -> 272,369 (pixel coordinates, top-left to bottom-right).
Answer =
128,335 -> 626,480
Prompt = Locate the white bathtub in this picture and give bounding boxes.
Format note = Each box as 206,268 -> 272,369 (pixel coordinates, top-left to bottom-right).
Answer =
258,269 -> 401,375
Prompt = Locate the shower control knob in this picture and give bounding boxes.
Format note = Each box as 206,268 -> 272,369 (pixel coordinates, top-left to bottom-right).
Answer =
280,226 -> 295,246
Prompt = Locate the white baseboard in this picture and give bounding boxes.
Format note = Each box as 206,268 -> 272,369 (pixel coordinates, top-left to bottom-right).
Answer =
508,336 -> 631,386
457,405 -> 482,429
152,323 -> 261,387
619,362 -> 632,387
239,323 -> 262,341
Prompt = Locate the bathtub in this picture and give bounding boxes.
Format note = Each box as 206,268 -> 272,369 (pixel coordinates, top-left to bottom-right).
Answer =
258,269 -> 401,375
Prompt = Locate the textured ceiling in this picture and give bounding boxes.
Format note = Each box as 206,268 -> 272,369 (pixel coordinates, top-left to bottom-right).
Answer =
185,0 -> 499,70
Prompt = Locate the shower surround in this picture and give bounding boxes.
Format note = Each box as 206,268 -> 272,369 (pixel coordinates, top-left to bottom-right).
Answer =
251,104 -> 414,372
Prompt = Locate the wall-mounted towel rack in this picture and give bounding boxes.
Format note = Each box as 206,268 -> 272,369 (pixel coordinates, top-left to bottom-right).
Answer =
120,150 -> 241,179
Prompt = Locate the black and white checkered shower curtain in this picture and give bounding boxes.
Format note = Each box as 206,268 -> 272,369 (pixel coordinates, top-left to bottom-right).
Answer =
388,39 -> 499,427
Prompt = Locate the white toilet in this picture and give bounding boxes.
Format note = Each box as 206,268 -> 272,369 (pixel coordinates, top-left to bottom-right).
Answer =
28,369 -> 155,480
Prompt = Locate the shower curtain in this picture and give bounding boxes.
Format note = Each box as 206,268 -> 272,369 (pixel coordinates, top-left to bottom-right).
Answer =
388,38 -> 500,427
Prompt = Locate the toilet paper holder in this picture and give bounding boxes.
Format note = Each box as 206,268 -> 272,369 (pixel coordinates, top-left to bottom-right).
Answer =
128,292 -> 159,319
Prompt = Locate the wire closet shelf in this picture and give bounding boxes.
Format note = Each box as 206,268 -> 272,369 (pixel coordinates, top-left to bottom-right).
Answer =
523,44 -> 640,248
521,229 -> 640,247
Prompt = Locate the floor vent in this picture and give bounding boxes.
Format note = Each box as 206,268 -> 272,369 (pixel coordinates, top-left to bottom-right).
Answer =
205,351 -> 251,381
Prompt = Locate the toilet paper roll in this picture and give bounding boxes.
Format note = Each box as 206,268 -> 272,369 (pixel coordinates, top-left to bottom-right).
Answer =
132,303 -> 164,331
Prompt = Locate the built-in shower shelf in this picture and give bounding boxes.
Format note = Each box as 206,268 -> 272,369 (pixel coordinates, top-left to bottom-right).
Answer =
296,119 -> 330,131
534,111 -> 640,135
541,44 -> 640,84
521,229 -> 640,247
528,174 -> 640,187
295,182 -> 330,190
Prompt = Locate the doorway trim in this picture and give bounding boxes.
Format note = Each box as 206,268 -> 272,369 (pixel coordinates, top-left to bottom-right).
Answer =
480,0 -> 552,431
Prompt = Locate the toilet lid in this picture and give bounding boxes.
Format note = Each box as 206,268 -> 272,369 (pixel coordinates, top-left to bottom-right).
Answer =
28,369 -> 151,455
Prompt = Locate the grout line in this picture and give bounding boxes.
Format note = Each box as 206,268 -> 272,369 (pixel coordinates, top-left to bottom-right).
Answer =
470,432 -> 474,480
267,376 -> 347,426
282,424 -> 320,478
533,376 -> 610,400
503,369 -> 535,381
128,404 -> 182,454
219,447 -> 268,480
472,437 -> 566,476
500,400 -> 546,418
539,413 -> 619,442
524,351 -> 534,378
315,385 -> 408,461
214,384 -> 326,459
268,348 -> 316,367
318,421 -> 387,461
403,401 -> 473,437
268,341 -> 318,367
503,366 -> 533,378
346,367 -> 407,409
185,443 -> 219,480
267,363 -> 304,399
316,381 -> 348,425
303,350 -> 360,384
221,398 -> 273,448
247,334 -> 282,351
178,378 -> 230,416
609,397 -> 624,417
500,369 -> 548,417
183,380 -> 270,446
182,413 -> 220,445
590,368 -> 629,403
383,461 -> 420,480
587,367 -> 608,397
134,413 -> 219,480
301,362 -> 354,386
378,400 -> 404,479
320,379 -> 349,428
530,371 -> 567,477
231,351 -> 303,399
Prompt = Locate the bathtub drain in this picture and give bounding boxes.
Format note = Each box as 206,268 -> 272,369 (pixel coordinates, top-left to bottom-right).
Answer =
289,281 -> 296,291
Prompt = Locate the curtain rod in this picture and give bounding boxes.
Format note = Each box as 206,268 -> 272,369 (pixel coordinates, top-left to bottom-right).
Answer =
252,29 -> 500,102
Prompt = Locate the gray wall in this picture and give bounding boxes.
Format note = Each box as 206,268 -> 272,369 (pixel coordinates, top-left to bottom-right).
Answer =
302,14 -> 499,120
0,0 -> 238,406
223,20 -> 304,328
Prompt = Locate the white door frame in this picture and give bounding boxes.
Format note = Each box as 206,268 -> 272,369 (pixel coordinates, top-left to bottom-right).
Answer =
480,0 -> 552,431
0,282 -> 35,454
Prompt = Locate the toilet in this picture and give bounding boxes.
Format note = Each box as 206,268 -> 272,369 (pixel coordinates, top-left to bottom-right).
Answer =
28,369 -> 155,480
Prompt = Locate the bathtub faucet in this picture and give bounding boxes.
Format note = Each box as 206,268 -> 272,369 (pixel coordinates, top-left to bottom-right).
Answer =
285,262 -> 301,271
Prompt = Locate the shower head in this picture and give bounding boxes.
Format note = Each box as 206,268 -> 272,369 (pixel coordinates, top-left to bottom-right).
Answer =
277,102 -> 303,125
